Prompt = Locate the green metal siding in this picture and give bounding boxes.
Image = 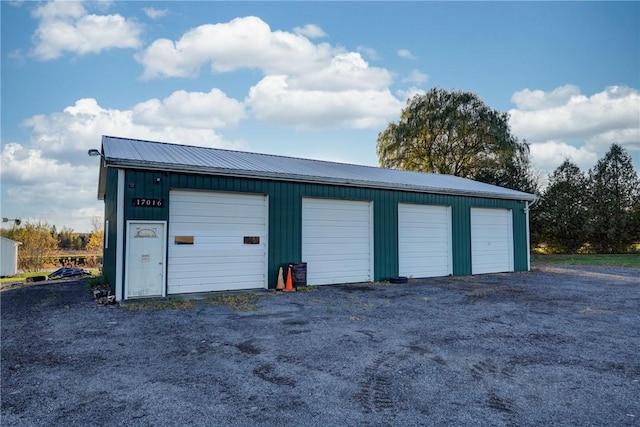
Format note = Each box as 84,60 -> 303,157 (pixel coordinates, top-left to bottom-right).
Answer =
125,170 -> 170,222
107,168 -> 531,291
102,168 -> 119,293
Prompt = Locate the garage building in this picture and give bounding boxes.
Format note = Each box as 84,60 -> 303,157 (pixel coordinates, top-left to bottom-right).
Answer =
94,136 -> 537,301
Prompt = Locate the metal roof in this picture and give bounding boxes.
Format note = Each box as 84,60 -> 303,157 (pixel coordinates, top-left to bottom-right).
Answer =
97,135 -> 537,202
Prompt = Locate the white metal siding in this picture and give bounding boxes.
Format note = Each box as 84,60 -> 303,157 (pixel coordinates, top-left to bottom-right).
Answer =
302,198 -> 373,285
168,191 -> 267,293
471,208 -> 514,274
398,204 -> 452,278
0,237 -> 19,277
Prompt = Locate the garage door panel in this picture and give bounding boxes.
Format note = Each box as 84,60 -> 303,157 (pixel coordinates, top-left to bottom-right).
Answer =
169,215 -> 266,227
168,191 -> 267,293
170,207 -> 266,219
471,208 -> 514,275
304,254 -> 371,263
169,278 -> 262,294
303,238 -> 370,248
303,228 -> 369,239
398,204 -> 452,278
169,252 -> 264,265
302,198 -> 373,286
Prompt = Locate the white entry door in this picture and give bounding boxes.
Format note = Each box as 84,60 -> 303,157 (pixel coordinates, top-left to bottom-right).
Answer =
125,221 -> 166,298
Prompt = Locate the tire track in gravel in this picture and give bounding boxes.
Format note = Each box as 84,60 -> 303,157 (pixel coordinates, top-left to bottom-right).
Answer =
355,353 -> 398,420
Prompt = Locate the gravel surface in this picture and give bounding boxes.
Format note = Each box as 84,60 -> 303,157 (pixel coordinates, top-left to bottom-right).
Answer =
2,266 -> 639,426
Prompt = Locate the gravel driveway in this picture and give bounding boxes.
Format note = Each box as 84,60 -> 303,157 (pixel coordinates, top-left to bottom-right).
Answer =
2,265 -> 639,426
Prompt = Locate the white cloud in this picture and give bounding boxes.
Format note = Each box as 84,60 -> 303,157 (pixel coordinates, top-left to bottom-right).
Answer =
397,49 -> 416,60
510,85 -> 640,159
402,69 -> 428,84
31,0 -> 142,60
136,16 -> 336,79
529,141 -> 599,176
0,142 -> 103,232
1,142 -> 88,185
21,97 -> 244,163
135,16 -> 405,131
511,84 -> 582,111
287,53 -> 393,91
293,24 -> 326,38
246,75 -> 404,130
396,87 -> 425,103
132,89 -> 246,129
2,95 -> 250,232
357,45 -> 379,60
143,7 -> 168,20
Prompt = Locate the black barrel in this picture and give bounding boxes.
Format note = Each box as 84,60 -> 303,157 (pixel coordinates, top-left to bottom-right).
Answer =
288,262 -> 307,288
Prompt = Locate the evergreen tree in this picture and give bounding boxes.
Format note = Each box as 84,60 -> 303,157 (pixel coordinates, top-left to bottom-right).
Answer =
587,144 -> 640,253
536,160 -> 589,253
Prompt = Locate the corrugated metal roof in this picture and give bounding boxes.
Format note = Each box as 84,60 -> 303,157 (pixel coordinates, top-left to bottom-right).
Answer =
99,135 -> 537,202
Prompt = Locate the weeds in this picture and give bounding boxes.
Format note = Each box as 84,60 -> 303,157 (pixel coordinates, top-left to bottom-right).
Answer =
207,293 -> 265,311
122,299 -> 197,311
294,286 -> 317,293
86,275 -> 108,290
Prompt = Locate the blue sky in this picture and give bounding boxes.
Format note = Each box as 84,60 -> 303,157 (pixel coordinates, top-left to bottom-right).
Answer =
1,1 -> 639,232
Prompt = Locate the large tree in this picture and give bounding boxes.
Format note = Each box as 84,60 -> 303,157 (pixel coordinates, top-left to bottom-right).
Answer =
535,160 -> 589,253
587,144 -> 640,253
376,88 -> 538,193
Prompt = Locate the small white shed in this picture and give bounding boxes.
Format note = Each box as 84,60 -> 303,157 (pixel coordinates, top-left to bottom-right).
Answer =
1,236 -> 20,277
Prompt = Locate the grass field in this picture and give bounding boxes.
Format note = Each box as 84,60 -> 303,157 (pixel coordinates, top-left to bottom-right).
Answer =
531,253 -> 640,268
0,272 -> 51,284
0,269 -> 100,284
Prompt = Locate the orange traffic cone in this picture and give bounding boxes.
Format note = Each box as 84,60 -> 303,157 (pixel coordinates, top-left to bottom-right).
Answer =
283,266 -> 295,292
276,267 -> 285,291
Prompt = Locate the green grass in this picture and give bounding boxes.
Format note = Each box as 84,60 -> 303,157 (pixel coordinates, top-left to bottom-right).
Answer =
531,253 -> 640,268
0,272 -> 50,284
1,269 -> 101,285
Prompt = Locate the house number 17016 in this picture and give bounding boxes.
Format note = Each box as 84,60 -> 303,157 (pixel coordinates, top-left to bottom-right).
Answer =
132,198 -> 164,207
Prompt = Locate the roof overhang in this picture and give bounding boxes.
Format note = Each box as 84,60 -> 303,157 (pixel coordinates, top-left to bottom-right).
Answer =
100,156 -> 538,203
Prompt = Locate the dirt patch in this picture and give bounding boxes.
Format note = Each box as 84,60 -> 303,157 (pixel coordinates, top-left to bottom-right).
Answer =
2,267 -> 639,426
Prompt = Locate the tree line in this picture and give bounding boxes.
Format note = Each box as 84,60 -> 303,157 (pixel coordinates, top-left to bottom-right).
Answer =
377,88 -> 640,254
1,218 -> 104,272
531,145 -> 640,253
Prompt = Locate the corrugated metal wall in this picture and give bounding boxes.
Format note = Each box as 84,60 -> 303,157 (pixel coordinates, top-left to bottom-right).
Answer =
102,168 -> 118,293
101,169 -> 529,291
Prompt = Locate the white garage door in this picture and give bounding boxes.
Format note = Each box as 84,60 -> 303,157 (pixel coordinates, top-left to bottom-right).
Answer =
302,198 -> 373,285
471,208 -> 514,274
168,191 -> 268,293
398,204 -> 452,278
